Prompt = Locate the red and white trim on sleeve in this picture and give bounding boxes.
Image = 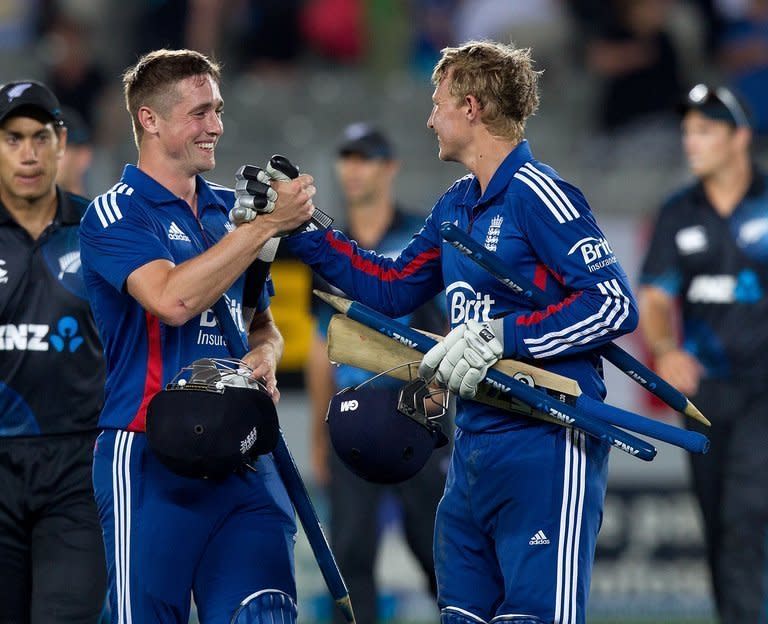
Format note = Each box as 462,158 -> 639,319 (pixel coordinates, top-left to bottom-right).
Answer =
522,279 -> 631,359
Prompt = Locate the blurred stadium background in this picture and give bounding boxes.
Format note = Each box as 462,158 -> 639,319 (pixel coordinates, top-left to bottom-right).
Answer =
5,0 -> 766,621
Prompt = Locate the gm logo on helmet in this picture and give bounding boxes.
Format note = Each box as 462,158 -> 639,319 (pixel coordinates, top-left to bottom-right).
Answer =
567,237 -> 617,273
446,281 -> 495,325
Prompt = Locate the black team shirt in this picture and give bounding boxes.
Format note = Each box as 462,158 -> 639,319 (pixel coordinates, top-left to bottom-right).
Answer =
0,189 -> 105,435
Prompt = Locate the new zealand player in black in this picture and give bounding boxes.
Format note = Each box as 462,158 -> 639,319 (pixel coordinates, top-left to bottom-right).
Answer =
0,81 -> 106,624
639,84 -> 768,623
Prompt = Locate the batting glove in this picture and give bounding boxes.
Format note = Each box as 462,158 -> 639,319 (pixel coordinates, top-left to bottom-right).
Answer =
418,320 -> 503,399
229,164 -> 279,225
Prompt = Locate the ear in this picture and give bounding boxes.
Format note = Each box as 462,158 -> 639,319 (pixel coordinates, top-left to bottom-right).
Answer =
734,126 -> 752,150
465,94 -> 482,121
137,105 -> 160,136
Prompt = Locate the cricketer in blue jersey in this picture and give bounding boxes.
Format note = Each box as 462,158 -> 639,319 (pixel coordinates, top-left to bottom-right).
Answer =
78,49 -> 317,624
280,42 -> 639,624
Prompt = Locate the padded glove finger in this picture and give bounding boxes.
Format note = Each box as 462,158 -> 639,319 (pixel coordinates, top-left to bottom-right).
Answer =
446,357 -> 472,395
459,366 -> 485,399
418,324 -> 466,381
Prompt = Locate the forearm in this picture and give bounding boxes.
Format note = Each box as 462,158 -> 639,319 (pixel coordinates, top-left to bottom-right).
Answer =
306,334 -> 335,445
128,218 -> 278,325
638,286 -> 678,357
248,309 -> 284,362
284,227 -> 443,318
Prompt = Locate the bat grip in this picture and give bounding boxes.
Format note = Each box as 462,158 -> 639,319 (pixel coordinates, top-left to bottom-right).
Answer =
269,154 -> 300,179
268,154 -> 333,235
577,395 -> 709,454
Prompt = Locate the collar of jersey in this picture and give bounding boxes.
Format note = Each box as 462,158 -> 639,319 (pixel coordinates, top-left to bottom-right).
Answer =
121,164 -> 228,213
464,139 -> 535,209
57,187 -> 85,225
692,163 -> 767,209
0,186 -> 81,226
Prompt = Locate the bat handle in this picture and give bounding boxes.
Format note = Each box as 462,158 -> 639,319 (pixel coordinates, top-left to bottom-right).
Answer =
269,154 -> 300,179
268,154 -> 334,234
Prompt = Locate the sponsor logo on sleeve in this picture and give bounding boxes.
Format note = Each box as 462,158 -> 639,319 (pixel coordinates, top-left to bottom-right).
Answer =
567,236 -> 617,273
738,217 -> 768,246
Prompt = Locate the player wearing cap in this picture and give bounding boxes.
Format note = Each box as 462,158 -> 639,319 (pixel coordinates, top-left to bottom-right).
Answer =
308,122 -> 449,623
638,84 -> 768,622
0,80 -> 107,623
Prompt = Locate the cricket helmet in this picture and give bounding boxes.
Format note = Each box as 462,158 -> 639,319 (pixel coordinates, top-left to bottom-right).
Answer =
146,358 -> 279,479
326,364 -> 449,484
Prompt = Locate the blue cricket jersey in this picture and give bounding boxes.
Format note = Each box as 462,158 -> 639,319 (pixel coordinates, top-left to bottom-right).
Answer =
79,165 -> 270,432
285,141 -> 638,432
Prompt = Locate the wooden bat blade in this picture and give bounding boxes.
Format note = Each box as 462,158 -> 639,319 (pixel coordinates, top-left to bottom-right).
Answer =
327,314 -> 580,396
327,315 -> 581,421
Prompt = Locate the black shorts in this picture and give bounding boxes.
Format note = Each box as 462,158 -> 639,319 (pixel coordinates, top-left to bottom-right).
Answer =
0,432 -> 107,624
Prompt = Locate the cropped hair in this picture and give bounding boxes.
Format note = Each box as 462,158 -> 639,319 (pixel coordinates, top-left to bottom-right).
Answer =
432,41 -> 541,143
123,48 -> 221,147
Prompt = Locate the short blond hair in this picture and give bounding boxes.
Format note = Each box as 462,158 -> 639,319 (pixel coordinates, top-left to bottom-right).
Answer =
432,41 -> 541,143
123,48 -> 221,147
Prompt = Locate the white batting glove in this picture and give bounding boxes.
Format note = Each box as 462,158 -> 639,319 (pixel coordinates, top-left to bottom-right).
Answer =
419,320 -> 503,399
419,324 -> 466,381
229,165 -> 279,225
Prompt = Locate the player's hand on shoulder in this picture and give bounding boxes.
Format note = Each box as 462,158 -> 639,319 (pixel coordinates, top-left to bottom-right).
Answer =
418,319 -> 503,399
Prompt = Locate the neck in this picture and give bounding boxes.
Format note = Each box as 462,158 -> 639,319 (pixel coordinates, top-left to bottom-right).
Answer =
701,155 -> 752,218
464,136 -> 518,194
347,195 -> 395,247
137,150 -> 198,212
1,187 -> 57,240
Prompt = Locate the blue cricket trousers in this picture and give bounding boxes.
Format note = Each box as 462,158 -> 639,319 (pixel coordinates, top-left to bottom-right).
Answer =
435,424 -> 610,623
92,430 -> 296,624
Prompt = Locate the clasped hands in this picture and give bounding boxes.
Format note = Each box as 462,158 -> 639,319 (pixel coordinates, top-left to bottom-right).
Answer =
229,157 -> 315,236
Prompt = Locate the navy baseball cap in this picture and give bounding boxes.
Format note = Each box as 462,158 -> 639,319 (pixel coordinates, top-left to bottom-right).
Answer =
680,83 -> 751,128
337,122 -> 394,159
0,80 -> 63,125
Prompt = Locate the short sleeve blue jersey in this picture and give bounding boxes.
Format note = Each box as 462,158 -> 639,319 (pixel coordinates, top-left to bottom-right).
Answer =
79,165 -> 270,432
284,141 -> 639,432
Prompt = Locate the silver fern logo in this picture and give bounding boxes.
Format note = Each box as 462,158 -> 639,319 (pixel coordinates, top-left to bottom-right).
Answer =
57,251 -> 81,280
6,83 -> 32,101
485,215 -> 503,251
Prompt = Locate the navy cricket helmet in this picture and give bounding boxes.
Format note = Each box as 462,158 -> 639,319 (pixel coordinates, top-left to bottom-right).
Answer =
327,365 -> 449,484
146,358 -> 279,479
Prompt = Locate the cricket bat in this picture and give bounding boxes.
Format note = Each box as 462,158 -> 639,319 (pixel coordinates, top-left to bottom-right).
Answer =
327,314 -> 581,423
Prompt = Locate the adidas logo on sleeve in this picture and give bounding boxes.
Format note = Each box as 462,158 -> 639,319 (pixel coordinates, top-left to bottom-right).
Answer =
529,530 -> 550,545
168,221 -> 191,242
